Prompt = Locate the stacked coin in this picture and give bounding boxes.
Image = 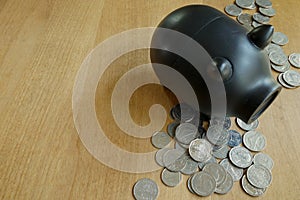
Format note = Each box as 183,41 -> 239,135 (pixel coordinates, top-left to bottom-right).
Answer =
133,103 -> 274,199
224,0 -> 300,90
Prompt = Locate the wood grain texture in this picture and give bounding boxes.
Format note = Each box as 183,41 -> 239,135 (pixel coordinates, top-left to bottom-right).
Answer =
0,0 -> 299,199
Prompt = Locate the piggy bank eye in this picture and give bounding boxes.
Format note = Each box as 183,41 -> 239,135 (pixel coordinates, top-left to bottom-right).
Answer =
212,57 -> 233,82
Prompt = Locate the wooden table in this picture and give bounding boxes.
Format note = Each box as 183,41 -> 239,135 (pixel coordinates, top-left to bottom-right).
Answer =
1,0 -> 299,199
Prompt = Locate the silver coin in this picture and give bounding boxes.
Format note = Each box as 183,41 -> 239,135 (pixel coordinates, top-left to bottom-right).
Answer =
283,70 -> 300,87
167,121 -> 179,138
162,149 -> 185,167
175,123 -> 199,145
259,7 -> 276,17
174,141 -> 187,153
243,130 -> 266,152
166,153 -> 188,172
198,156 -> 217,170
229,146 -> 253,168
220,158 -> 244,182
247,164 -> 272,188
203,162 -> 227,186
272,32 -> 289,46
277,73 -> 296,89
252,20 -> 262,28
189,138 -> 212,162
227,130 -> 242,147
171,103 -> 195,122
215,172 -> 234,194
161,168 -> 182,187
151,131 -> 171,149
242,175 -> 266,196
256,0 -> 272,8
191,171 -> 216,196
206,126 -> 229,146
236,0 -> 255,9
253,152 -> 274,170
271,61 -> 290,73
269,50 -> 288,65
237,13 -> 253,25
187,176 -> 196,194
289,53 -> 300,68
225,4 -> 243,16
212,145 -> 230,159
181,157 -> 199,175
236,118 -> 259,131
253,13 -> 270,24
175,140 -> 190,149
133,178 -> 159,200
210,116 -> 231,130
155,147 -> 172,167
265,43 -> 283,55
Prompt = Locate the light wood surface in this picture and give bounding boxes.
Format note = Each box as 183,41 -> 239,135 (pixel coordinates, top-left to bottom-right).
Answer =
1,0 -> 300,199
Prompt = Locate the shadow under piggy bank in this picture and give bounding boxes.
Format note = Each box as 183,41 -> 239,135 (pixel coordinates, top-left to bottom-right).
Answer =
150,5 -> 282,123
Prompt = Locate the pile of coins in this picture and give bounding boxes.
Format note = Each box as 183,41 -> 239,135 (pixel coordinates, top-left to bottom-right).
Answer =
133,103 -> 274,199
225,0 -> 300,89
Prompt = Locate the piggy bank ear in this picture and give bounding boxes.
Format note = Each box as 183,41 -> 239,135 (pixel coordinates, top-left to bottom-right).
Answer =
247,25 -> 274,49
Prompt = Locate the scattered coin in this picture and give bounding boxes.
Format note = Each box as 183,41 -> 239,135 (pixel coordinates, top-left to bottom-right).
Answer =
236,0 -> 255,9
133,178 -> 159,200
175,123 -> 199,145
272,32 -> 289,46
215,172 -> 234,194
155,148 -> 171,167
252,20 -> 262,28
253,12 -> 270,24
151,131 -> 171,149
253,152 -> 274,170
181,157 -> 199,175
198,156 -> 217,170
212,145 -> 230,159
282,70 -> 300,87
210,116 -> 231,130
227,130 -> 242,147
265,43 -> 283,54
241,175 -> 266,196
243,130 -> 266,152
271,61 -> 290,73
237,13 -> 253,25
259,7 -> 276,17
229,146 -> 253,168
161,168 -> 182,187
206,126 -> 229,146
166,153 -> 188,172
167,121 -> 179,138
256,0 -> 272,8
163,149 -> 185,167
220,158 -> 244,182
189,138 -> 212,162
288,53 -> 300,68
187,176 -> 195,194
236,118 -> 259,131
269,50 -> 288,66
225,4 -> 243,16
247,164 -> 272,188
277,73 -> 296,89
174,141 -> 187,152
171,103 -> 195,122
203,162 -> 227,186
191,172 -> 216,196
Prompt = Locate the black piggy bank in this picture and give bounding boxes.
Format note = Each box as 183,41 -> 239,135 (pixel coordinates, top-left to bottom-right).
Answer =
150,5 -> 282,123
